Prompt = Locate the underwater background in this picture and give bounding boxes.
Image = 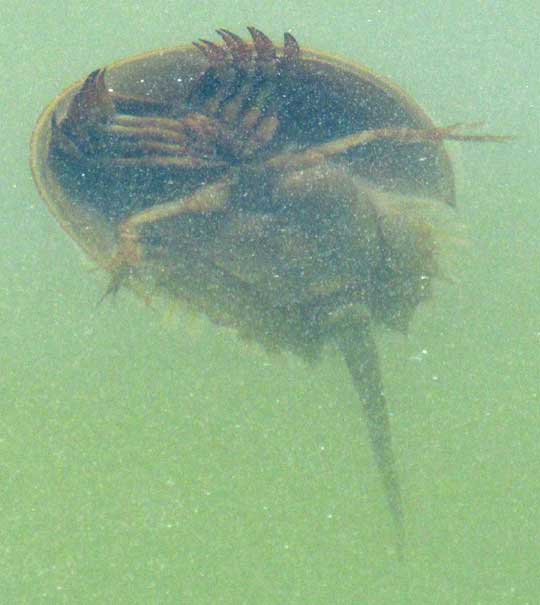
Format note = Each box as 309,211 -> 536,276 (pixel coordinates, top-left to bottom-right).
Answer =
2,1 -> 539,603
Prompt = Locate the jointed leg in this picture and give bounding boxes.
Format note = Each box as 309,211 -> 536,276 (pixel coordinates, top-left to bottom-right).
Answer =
103,177 -> 233,297
265,123 -> 511,173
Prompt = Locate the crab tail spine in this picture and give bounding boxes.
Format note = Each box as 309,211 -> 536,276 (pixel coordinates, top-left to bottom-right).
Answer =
335,322 -> 405,559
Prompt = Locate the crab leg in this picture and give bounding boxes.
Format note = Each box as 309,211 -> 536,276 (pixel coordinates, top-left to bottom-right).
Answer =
265,124 -> 511,172
55,68 -> 227,169
98,113 -> 223,163
109,91 -> 169,116
335,319 -> 405,558
189,28 -> 298,159
109,156 -> 227,169
103,177 -> 233,297
101,114 -> 227,167
105,123 -> 189,145
110,112 -> 217,135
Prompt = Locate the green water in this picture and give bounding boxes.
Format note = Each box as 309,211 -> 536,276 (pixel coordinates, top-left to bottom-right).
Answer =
2,1 -> 539,603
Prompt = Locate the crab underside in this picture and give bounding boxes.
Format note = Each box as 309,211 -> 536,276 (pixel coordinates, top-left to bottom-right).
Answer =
43,28 -> 508,555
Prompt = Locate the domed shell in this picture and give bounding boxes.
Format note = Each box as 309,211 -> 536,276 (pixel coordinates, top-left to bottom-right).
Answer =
30,30 -> 480,554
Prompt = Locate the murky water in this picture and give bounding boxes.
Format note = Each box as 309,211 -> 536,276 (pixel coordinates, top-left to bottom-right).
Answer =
2,2 -> 539,603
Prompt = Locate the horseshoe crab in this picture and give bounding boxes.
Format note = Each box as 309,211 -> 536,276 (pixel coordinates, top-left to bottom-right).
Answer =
30,27 -> 505,554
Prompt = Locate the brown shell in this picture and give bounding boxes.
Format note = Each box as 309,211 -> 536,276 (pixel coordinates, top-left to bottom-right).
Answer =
30,29 -> 473,553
